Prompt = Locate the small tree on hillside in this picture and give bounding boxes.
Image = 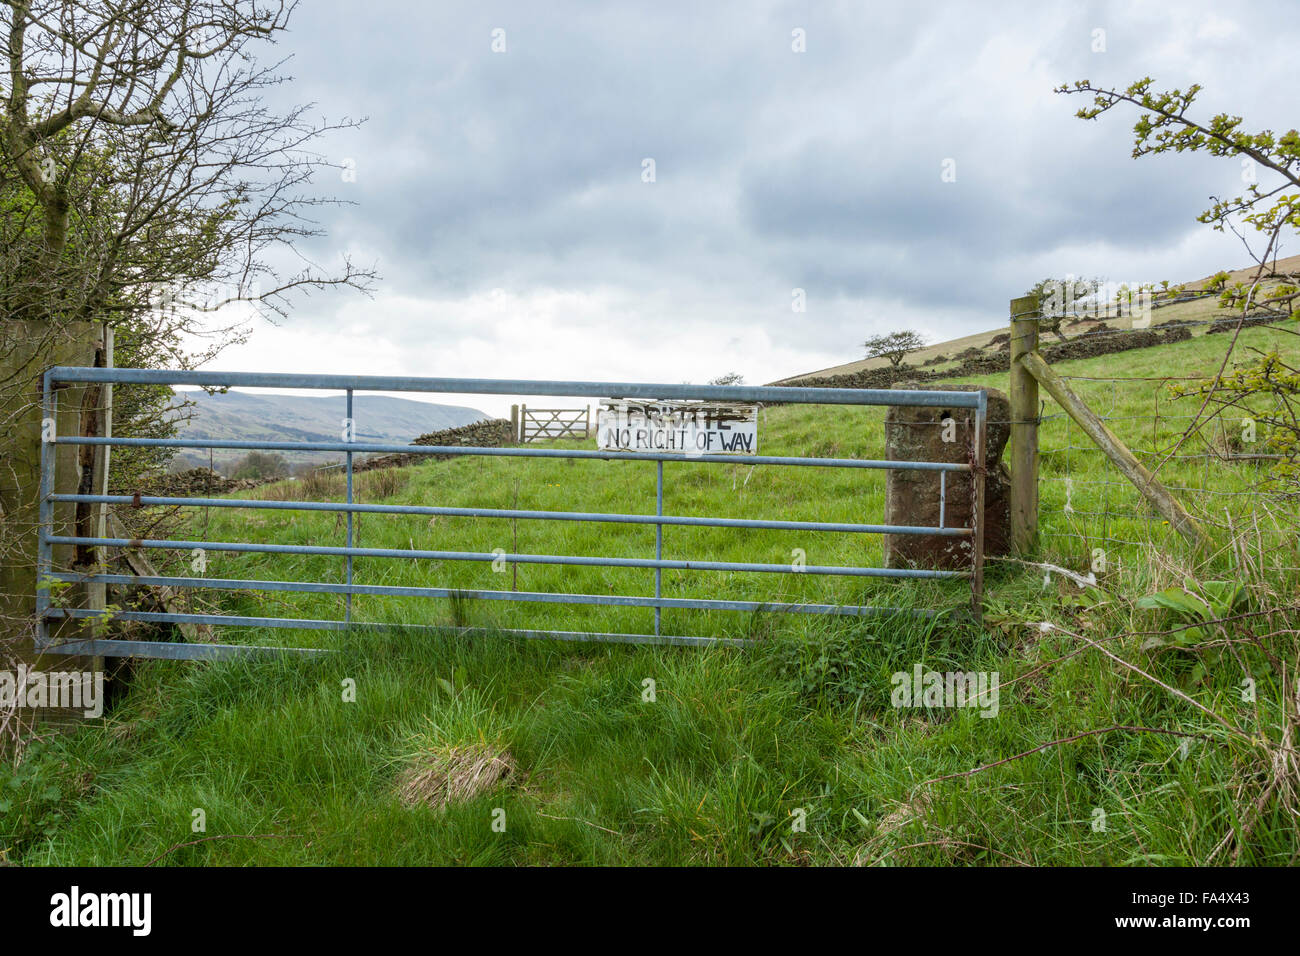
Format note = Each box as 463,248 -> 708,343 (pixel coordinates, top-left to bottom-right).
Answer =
1025,276 -> 1104,341
863,330 -> 926,367
708,372 -> 745,386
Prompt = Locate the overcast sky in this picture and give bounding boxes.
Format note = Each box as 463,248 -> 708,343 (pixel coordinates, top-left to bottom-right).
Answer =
198,0 -> 1297,417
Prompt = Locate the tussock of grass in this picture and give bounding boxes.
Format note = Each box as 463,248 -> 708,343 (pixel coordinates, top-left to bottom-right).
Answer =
397,744 -> 515,810
260,466 -> 410,503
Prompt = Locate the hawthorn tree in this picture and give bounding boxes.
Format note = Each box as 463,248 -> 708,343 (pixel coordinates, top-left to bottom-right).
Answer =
863,330 -> 926,367
1025,276 -> 1104,341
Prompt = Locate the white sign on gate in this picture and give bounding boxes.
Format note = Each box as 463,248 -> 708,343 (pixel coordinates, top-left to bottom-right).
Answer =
597,400 -> 758,456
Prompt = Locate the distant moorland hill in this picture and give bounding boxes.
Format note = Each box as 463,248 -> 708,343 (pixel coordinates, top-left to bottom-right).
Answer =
169,389 -> 489,472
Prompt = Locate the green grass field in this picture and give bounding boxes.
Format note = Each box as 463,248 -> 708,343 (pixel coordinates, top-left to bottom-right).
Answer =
6,325 -> 1299,866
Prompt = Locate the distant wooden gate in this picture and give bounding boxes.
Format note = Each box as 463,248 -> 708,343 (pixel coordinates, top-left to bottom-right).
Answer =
514,404 -> 591,443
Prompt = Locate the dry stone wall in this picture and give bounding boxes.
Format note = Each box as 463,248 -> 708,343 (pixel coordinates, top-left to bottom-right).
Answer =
778,322 -> 1195,391
351,418 -> 515,473
134,468 -> 270,497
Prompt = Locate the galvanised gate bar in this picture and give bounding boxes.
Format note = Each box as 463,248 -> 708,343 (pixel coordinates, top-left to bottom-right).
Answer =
36,369 -> 988,660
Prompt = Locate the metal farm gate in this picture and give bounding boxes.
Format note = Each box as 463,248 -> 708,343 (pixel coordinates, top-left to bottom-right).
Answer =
35,369 -> 987,660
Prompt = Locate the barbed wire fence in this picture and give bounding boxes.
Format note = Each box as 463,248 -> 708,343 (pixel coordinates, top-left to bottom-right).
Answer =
1013,290 -> 1300,579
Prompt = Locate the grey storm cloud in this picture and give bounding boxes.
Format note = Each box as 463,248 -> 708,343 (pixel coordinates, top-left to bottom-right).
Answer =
235,0 -> 1298,379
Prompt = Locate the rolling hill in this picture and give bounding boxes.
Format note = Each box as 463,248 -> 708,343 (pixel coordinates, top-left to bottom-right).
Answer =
773,253 -> 1300,384
169,389 -> 490,472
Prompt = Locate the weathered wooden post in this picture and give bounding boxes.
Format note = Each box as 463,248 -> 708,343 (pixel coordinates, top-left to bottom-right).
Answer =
1008,294 -> 1040,554
77,326 -> 113,620
970,389 -> 988,616
510,404 -> 519,443
518,403 -> 527,443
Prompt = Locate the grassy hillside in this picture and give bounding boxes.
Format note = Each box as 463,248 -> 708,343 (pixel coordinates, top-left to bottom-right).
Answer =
780,253 -> 1300,384
7,325 -> 1299,866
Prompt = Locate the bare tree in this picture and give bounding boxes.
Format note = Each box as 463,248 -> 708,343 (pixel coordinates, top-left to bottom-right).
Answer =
1,0 -> 375,338
1,0 -> 379,504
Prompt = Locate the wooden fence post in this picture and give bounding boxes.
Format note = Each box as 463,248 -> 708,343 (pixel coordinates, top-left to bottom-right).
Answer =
971,390 -> 987,616
1009,294 -> 1040,554
510,404 -> 519,443
78,324 -> 112,619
